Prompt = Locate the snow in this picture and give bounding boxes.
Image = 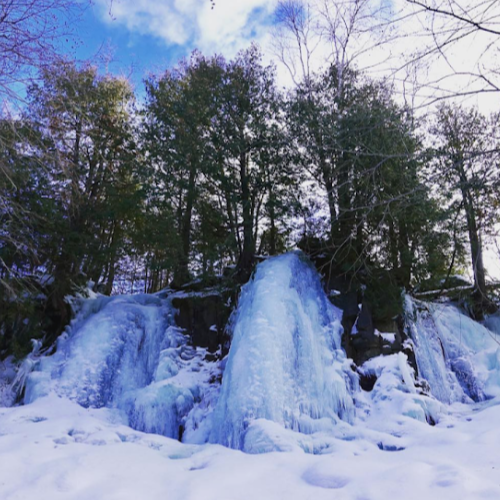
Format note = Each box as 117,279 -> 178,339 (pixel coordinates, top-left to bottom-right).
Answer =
168,287 -> 232,300
405,296 -> 500,403
23,293 -> 221,442
210,253 -> 355,451
358,353 -> 442,427
375,330 -> 396,343
1,253 -> 500,498
1,386 -> 500,499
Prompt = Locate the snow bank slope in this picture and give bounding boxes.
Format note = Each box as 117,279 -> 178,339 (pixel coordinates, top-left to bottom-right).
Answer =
210,252 -> 356,451
1,392 -> 500,500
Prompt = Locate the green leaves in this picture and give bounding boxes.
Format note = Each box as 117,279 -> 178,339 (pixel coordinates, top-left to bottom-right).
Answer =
142,47 -> 294,282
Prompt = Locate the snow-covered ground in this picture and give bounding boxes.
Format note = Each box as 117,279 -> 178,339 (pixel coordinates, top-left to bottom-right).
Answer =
1,388 -> 500,499
1,252 -> 500,499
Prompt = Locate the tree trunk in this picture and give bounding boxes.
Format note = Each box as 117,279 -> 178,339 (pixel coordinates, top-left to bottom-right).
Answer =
457,165 -> 487,294
317,146 -> 337,241
398,218 -> 412,288
104,223 -> 120,295
173,158 -> 197,286
336,159 -> 352,252
238,149 -> 255,279
456,159 -> 490,317
268,184 -> 277,256
388,218 -> 399,273
464,197 -> 487,294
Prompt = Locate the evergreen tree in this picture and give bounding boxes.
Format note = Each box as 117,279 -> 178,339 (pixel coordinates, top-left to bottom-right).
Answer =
210,45 -> 290,279
288,65 -> 451,304
143,53 -> 224,285
144,47 -> 293,284
431,104 -> 499,316
23,62 -> 140,334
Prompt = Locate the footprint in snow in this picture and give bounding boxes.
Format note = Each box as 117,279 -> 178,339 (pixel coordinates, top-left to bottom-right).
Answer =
53,436 -> 71,445
433,465 -> 461,488
302,468 -> 350,489
22,416 -> 47,423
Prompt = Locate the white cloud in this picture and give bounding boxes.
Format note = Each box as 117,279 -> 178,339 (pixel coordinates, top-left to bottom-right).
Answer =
97,0 -> 279,57
96,0 -> 500,110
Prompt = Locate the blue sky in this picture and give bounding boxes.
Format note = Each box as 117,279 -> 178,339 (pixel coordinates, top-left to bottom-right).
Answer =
71,0 -> 279,91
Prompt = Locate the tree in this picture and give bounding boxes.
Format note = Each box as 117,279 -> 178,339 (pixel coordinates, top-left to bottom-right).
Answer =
273,1 -> 500,107
0,117 -> 60,356
401,0 -> 500,104
0,0 -> 86,101
143,53 -> 224,285
406,0 -> 500,37
0,0 -> 91,320
211,46 -> 290,279
273,0 -> 395,88
431,104 -> 499,315
288,64 -> 450,297
144,47 -> 294,284
23,62 -> 139,333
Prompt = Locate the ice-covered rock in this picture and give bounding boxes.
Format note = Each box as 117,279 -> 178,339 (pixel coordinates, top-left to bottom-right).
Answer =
358,353 -> 442,426
210,252 -> 357,451
405,296 -> 500,403
24,293 -> 220,441
484,312 -> 500,337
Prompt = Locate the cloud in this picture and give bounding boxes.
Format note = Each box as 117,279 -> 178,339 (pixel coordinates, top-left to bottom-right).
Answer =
96,0 -> 279,56
95,0 -> 500,111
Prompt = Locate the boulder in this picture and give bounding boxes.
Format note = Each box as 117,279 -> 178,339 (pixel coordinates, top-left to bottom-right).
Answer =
171,289 -> 234,354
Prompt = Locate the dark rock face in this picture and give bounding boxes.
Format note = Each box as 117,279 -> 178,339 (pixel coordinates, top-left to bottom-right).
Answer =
396,315 -> 418,375
349,301 -> 382,366
359,371 -> 377,392
338,298 -> 408,366
356,300 -> 374,336
172,290 -> 234,353
334,291 -> 359,337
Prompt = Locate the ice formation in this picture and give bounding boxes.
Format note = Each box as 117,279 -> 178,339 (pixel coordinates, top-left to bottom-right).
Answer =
405,296 -> 500,403
24,293 -> 220,441
16,252 -> 500,456
209,252 -> 356,451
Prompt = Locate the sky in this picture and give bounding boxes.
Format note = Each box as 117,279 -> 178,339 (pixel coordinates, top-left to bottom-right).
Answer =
72,0 -> 500,108
73,0 -> 279,90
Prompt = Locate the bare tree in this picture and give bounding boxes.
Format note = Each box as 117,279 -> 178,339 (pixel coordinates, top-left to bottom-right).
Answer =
399,0 -> 500,106
273,0 -> 500,108
406,0 -> 500,37
0,0 -> 86,101
273,0 -> 398,88
272,1 -> 320,86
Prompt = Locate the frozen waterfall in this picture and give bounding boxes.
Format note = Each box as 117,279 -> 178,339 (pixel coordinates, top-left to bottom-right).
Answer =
405,296 -> 500,403
24,293 -> 220,441
209,253 -> 356,451
23,252 -> 357,452
19,253 -> 500,455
